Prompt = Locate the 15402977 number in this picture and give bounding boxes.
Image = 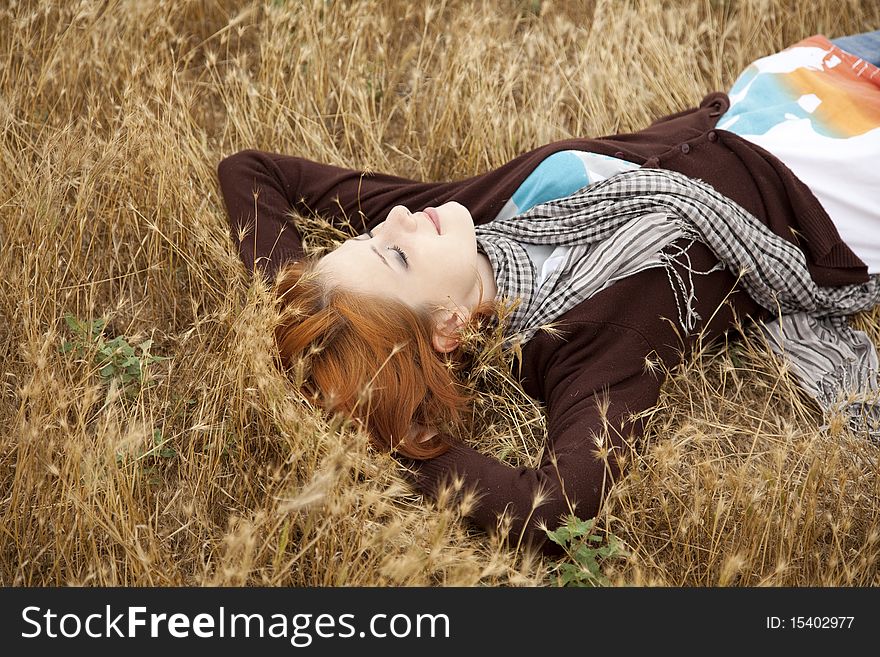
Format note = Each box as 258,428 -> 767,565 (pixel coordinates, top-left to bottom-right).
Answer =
790,616 -> 854,629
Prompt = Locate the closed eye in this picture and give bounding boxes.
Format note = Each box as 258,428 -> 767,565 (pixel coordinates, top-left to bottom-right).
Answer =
390,244 -> 408,267
355,229 -> 407,269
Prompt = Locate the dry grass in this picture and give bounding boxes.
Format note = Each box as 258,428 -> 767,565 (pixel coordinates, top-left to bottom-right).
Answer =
2,0 -> 879,587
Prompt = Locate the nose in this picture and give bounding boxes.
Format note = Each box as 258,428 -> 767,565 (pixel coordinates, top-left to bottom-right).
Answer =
386,205 -> 418,233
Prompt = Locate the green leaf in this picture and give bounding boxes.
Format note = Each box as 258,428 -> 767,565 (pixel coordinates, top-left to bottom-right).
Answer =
557,564 -> 580,586
597,545 -> 618,558
64,314 -> 84,335
562,515 -> 594,537
574,545 -> 599,569
104,336 -> 128,353
546,526 -> 573,546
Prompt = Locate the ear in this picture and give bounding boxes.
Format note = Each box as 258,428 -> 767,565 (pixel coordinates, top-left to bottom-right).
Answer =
431,308 -> 467,353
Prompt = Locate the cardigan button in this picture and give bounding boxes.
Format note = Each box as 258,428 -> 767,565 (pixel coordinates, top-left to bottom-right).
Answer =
707,131 -> 718,142
680,143 -> 691,154
614,151 -> 625,158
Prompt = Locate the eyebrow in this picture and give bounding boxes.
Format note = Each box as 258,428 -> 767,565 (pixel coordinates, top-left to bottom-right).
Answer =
371,245 -> 391,269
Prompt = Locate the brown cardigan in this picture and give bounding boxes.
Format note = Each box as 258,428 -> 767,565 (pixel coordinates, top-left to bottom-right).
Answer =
217,92 -> 867,554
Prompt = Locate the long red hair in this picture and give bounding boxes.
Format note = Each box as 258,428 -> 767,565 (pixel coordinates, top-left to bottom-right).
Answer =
272,258 -> 485,459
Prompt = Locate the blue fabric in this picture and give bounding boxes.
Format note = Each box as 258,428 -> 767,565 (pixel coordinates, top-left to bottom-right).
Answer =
510,151 -> 590,211
831,29 -> 880,67
495,150 -> 637,221
720,66 -> 841,137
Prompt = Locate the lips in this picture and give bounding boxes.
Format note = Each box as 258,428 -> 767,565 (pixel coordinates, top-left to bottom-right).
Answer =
424,207 -> 441,234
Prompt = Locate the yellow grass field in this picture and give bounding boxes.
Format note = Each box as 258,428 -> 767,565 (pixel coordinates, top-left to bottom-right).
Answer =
2,0 -> 879,586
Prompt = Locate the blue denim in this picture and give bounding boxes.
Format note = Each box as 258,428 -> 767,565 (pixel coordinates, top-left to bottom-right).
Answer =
830,29 -> 880,67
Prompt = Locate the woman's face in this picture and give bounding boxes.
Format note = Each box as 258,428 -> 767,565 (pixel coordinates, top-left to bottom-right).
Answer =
316,201 -> 485,317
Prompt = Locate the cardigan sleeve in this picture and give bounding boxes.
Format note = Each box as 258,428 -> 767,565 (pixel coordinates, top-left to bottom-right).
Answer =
216,149 -> 444,281
401,319 -> 662,555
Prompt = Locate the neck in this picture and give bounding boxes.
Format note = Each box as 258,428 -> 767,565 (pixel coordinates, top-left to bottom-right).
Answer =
475,251 -> 498,307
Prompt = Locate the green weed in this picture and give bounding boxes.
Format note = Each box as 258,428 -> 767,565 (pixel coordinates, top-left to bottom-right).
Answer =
59,313 -> 169,399
546,516 -> 628,587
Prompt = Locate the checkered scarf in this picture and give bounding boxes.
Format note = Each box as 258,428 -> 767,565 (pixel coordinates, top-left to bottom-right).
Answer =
475,168 -> 880,437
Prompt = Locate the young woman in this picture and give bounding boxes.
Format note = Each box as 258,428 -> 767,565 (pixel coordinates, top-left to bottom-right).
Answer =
218,32 -> 880,553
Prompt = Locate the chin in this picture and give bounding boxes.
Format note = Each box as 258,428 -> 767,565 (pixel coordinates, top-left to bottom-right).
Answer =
444,201 -> 471,222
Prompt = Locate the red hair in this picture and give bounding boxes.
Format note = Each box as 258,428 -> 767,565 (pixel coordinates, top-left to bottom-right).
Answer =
272,258 -> 487,459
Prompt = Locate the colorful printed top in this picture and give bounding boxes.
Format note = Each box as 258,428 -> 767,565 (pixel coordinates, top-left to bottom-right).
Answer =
503,35 -> 880,280
719,34 -> 880,273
